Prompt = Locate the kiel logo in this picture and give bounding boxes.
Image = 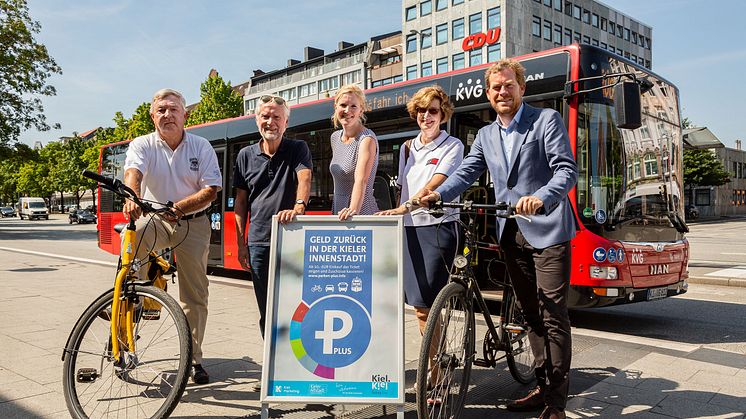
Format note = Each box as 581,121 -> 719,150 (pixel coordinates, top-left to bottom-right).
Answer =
649,264 -> 669,275
455,78 -> 483,102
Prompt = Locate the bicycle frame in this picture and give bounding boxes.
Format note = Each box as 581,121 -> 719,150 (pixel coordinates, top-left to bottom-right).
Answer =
110,220 -> 172,362
451,225 -> 515,366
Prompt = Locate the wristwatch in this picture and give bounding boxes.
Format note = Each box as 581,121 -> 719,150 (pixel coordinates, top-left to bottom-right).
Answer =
295,199 -> 306,207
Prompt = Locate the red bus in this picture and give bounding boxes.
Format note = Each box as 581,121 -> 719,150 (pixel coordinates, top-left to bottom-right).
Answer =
97,44 -> 689,308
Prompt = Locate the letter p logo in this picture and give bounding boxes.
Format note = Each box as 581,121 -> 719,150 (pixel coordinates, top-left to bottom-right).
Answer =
315,310 -> 353,354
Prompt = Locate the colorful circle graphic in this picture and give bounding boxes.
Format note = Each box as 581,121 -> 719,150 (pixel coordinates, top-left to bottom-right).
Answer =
289,296 -> 371,379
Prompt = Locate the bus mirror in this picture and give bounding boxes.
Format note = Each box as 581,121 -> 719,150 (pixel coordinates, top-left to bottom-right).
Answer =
614,81 -> 642,130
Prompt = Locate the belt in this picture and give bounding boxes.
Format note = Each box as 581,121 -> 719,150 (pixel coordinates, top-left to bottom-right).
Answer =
181,209 -> 207,220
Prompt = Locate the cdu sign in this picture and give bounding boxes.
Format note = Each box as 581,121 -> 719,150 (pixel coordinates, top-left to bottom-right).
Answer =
462,27 -> 501,51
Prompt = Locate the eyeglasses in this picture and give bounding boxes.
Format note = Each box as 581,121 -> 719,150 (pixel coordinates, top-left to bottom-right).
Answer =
416,107 -> 441,116
260,95 -> 286,105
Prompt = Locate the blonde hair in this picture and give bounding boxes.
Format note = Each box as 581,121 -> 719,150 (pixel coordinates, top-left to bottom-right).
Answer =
484,58 -> 527,88
332,84 -> 368,128
150,88 -> 186,113
406,85 -> 454,121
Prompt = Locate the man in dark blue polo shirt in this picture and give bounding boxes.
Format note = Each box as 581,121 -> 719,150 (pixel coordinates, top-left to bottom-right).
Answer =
233,95 -> 312,345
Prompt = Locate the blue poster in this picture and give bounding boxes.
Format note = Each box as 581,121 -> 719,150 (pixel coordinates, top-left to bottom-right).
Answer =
263,216 -> 404,404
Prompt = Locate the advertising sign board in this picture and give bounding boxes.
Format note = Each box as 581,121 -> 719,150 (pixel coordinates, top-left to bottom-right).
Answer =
261,215 -> 404,405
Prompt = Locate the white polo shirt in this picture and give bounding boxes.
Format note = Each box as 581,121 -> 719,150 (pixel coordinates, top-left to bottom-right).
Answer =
397,130 -> 464,227
124,131 -> 222,213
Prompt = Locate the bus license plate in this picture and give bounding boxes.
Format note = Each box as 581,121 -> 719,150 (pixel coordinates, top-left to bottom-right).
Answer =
647,287 -> 668,300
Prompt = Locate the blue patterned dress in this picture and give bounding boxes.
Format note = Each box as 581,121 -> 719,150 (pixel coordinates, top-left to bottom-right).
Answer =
329,128 -> 379,215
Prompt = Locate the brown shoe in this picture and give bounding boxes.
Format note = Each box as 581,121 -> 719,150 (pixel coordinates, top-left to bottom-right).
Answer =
539,406 -> 566,419
506,386 -> 544,412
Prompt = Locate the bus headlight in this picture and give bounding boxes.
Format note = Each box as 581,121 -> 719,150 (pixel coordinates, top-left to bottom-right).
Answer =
590,266 -> 618,280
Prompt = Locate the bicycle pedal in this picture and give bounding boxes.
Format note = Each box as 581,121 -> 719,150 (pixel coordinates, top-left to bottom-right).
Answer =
141,309 -> 161,320
505,324 -> 526,333
473,358 -> 492,367
77,368 -> 99,383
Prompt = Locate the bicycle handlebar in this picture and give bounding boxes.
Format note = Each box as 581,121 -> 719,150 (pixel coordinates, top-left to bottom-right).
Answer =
82,170 -> 169,215
429,200 -> 534,222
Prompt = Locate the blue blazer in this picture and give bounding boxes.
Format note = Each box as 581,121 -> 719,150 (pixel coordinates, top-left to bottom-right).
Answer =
437,104 -> 578,249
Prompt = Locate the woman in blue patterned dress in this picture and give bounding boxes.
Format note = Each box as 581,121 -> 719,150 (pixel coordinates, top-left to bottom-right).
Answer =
329,84 -> 379,220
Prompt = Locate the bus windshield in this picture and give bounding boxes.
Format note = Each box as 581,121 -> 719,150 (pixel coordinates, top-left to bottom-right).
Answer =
576,55 -> 685,242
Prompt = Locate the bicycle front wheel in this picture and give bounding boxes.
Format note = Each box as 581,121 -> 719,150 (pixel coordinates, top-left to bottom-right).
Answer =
504,291 -> 536,384
416,282 -> 475,419
63,285 -> 192,419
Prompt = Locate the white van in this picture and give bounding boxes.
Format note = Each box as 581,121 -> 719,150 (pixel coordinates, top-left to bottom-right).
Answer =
18,197 -> 49,220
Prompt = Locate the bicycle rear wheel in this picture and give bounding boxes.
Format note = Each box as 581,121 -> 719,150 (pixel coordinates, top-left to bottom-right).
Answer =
63,285 -> 192,419
416,282 -> 475,419
504,291 -> 536,384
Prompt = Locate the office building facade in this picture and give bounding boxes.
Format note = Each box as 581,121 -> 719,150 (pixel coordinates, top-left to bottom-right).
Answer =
402,0 -> 652,79
243,0 -> 652,113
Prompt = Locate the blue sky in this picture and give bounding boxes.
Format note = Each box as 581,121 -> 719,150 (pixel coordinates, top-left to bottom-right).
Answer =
20,0 -> 744,148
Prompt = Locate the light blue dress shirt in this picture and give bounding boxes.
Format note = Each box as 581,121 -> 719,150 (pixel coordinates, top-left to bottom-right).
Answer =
498,103 -> 524,169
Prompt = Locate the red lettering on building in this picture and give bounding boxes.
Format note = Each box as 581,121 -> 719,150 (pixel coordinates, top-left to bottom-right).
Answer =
462,27 -> 501,51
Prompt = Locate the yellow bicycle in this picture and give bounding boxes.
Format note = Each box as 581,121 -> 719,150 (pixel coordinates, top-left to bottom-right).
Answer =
62,170 -> 191,419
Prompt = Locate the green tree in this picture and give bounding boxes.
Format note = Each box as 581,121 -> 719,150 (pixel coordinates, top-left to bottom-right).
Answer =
0,0 -> 62,147
109,102 -> 153,143
61,136 -> 93,206
683,148 -> 730,188
127,102 -> 154,139
0,142 -> 35,203
39,140 -> 65,205
186,73 -> 243,126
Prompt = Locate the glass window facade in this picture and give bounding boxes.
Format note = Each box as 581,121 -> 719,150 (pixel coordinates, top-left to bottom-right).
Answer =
487,7 -> 500,29
436,23 -> 448,45
452,18 -> 465,40
436,57 -> 448,74
469,49 -> 482,66
487,43 -> 501,62
421,0 -> 432,16
421,28 -> 432,49
469,12 -> 482,35
405,6 -> 416,21
452,52 -> 465,70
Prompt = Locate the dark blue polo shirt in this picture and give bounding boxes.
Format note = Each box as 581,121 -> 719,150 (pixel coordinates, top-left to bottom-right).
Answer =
233,138 -> 312,245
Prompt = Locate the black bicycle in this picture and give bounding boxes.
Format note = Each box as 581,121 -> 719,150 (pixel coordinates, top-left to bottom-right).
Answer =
415,200 -> 536,419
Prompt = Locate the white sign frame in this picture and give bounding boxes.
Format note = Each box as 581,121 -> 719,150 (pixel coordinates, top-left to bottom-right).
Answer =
260,215 -> 405,406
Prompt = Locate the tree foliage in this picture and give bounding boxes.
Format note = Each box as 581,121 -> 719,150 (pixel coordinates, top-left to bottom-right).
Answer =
683,148 -> 730,188
186,73 -> 243,126
0,0 -> 62,146
0,142 -> 35,203
111,102 -> 154,142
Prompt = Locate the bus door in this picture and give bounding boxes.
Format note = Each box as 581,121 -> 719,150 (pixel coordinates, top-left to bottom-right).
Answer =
208,147 -> 225,267
451,110 -> 493,203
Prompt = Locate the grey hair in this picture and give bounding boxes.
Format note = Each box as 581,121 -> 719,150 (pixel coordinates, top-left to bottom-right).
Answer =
256,95 -> 291,118
150,88 -> 187,113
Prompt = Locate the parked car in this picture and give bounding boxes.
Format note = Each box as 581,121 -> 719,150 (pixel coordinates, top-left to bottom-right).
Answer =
69,209 -> 97,224
1,206 -> 16,217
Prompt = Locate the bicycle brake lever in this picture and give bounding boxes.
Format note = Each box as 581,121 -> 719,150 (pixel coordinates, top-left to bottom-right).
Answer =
512,214 -> 532,223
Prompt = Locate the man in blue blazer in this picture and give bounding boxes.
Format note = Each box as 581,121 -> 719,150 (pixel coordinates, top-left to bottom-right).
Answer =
417,59 -> 577,419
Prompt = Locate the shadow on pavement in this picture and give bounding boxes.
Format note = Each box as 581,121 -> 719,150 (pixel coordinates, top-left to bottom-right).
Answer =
0,219 -> 97,242
570,297 -> 746,346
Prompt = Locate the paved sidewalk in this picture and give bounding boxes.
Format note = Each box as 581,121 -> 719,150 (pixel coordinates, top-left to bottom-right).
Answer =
0,246 -> 744,418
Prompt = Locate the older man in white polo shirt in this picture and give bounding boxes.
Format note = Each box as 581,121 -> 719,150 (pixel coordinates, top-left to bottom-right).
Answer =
123,88 -> 222,385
